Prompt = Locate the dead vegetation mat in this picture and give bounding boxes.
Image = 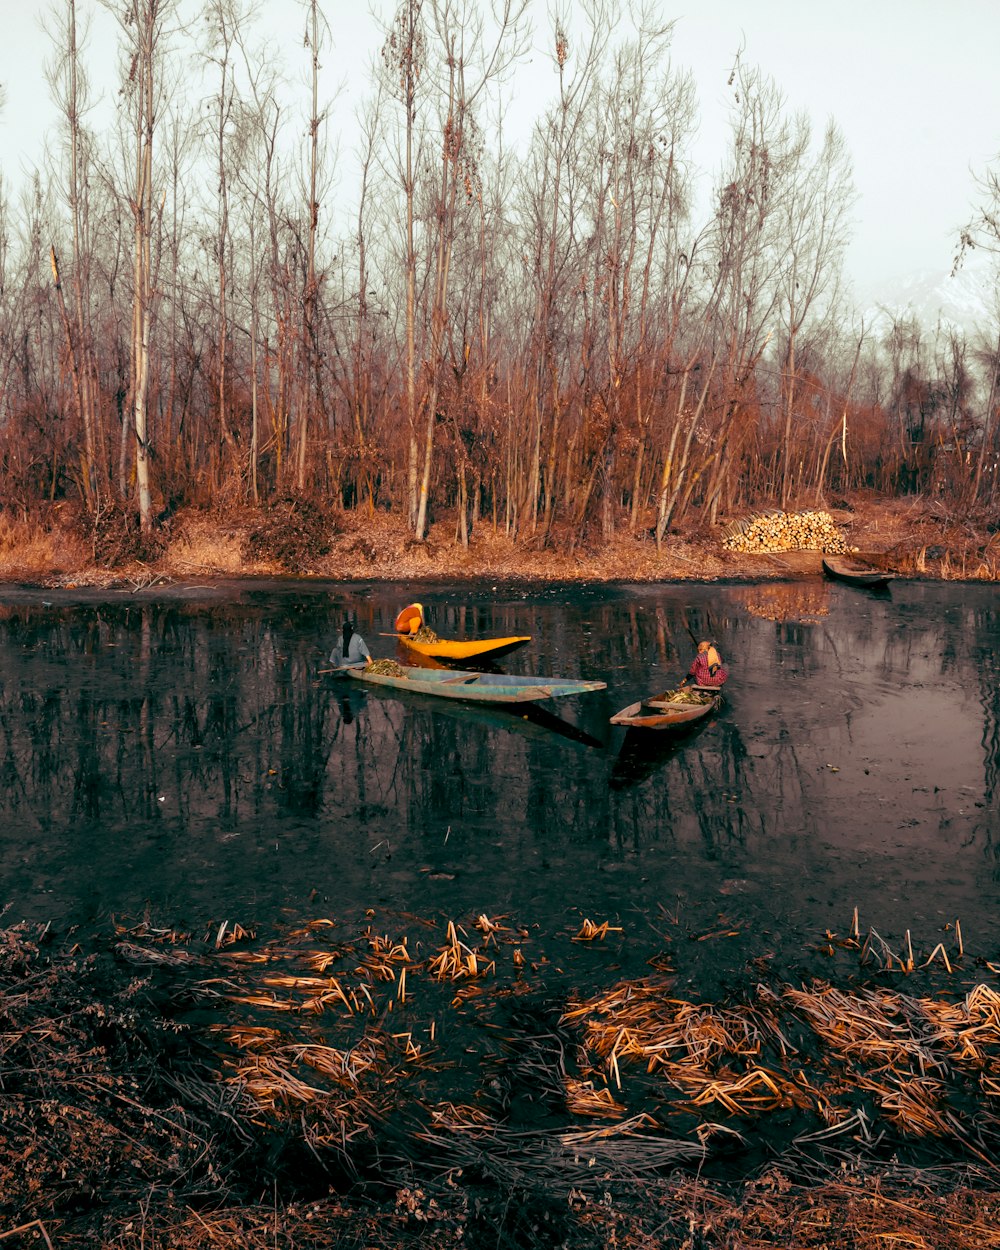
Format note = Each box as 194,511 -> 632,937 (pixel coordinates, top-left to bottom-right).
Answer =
4,913 -> 1000,1248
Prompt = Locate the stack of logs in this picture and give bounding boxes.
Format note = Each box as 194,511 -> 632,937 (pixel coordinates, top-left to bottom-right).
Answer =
722,509 -> 850,555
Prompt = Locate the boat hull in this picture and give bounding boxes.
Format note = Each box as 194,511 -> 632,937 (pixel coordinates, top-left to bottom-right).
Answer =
384,633 -> 532,662
610,692 -> 721,731
340,663 -> 605,705
822,558 -> 894,588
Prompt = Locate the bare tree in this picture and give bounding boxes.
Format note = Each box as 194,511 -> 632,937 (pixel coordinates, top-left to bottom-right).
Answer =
381,0 -> 426,527
232,14 -> 288,495
202,0 -> 247,491
102,0 -> 179,530
410,0 -> 529,542
295,0 -> 330,493
568,8 -> 695,545
957,158 -> 1000,507
775,118 -> 854,509
518,2 -> 608,540
45,0 -> 104,508
331,72 -> 390,513
657,54 -> 793,536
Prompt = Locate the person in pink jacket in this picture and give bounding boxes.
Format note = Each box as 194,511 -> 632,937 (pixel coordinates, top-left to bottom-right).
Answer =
684,640 -> 729,688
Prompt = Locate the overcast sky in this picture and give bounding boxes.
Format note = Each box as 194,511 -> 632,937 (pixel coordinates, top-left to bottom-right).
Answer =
2,0 -> 997,301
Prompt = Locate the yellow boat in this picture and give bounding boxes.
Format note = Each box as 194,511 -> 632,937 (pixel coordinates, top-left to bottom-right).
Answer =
386,603 -> 531,663
385,633 -> 532,662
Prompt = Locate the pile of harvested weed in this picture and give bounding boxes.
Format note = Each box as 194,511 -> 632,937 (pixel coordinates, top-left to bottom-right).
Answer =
4,911 -> 1000,1248
366,657 -> 406,676
653,687 -> 716,705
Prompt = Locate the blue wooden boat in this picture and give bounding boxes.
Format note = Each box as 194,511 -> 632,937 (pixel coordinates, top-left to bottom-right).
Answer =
335,662 -> 606,705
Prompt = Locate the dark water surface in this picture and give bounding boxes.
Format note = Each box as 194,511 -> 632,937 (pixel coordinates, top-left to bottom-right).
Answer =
1,577 -> 998,971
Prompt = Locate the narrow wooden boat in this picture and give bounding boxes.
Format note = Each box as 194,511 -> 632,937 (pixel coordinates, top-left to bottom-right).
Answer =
387,602 -> 531,663
822,557 -> 895,589
381,632 -> 532,662
336,663 -> 606,705
610,688 -> 722,731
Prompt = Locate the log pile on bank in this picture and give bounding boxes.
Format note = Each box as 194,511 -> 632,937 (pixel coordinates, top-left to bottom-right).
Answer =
722,509 -> 850,554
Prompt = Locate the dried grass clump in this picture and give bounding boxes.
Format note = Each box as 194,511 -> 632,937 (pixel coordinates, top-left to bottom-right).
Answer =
0,510 -> 89,577
89,1166 -> 1000,1250
428,919 -> 496,980
11,909 -> 1000,1249
563,957 -> 1000,1161
166,512 -> 249,573
897,535 -> 1000,581
0,922 -> 240,1228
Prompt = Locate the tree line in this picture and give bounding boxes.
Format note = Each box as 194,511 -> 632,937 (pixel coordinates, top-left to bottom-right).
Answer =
2,0 -> 999,552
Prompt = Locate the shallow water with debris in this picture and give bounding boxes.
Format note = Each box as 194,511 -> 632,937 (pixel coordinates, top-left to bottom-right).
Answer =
0,575 -> 996,970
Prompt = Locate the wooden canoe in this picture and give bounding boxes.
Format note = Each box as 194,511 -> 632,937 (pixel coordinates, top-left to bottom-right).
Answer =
610,689 -> 722,731
381,633 -> 532,662
337,663 -> 606,705
822,557 -> 895,589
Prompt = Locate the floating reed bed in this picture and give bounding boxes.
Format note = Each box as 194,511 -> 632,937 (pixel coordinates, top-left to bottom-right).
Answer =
4,908 -> 1000,1248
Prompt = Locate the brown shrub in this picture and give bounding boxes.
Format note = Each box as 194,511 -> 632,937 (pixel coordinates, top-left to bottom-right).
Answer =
241,495 -> 337,570
90,498 -> 167,568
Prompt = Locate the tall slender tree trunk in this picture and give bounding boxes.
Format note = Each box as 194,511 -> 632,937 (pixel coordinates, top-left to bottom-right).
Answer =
297,0 -> 322,494
65,0 -> 100,507
132,11 -> 155,531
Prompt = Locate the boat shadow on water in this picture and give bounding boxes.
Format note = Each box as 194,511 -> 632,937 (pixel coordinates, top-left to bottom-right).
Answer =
434,697 -> 606,748
609,717 -> 714,789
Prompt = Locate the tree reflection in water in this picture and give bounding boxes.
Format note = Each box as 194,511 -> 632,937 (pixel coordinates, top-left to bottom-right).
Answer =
0,582 -> 996,946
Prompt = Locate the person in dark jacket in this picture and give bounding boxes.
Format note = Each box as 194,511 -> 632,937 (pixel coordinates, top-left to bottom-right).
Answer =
330,619 -> 371,668
683,640 -> 728,688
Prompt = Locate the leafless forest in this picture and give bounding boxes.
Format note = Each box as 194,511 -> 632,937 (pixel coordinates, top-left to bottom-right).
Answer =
4,0 -> 1000,554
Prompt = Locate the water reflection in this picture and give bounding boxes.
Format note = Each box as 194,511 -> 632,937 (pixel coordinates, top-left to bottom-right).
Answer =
610,717 -> 716,789
0,582 -> 997,946
733,582 -> 831,622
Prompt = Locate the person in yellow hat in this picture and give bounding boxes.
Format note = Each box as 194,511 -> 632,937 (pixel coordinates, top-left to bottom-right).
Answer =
683,640 -> 728,688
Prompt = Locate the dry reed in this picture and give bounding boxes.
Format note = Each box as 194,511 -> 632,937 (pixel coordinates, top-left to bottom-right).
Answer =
8,907 -> 1000,1249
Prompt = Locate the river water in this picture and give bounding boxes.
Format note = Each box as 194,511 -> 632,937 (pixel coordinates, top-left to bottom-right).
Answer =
1,577 -> 997,978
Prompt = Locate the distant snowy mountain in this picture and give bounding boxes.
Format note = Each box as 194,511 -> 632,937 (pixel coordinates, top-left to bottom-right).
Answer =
861,254 -> 998,339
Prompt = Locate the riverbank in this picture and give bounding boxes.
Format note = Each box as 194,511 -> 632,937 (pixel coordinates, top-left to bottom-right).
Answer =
1,494 -> 997,588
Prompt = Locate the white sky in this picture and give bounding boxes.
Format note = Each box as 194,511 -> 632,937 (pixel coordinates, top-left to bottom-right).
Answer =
1,0 -> 997,301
